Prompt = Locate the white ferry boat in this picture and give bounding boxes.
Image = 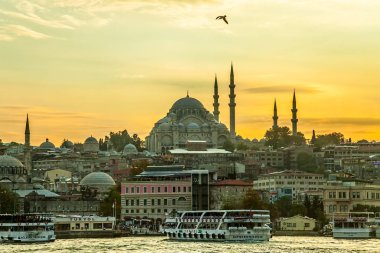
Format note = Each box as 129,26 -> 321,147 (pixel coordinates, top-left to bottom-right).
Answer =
375,213 -> 380,238
332,212 -> 375,239
0,213 -> 55,243
161,210 -> 272,242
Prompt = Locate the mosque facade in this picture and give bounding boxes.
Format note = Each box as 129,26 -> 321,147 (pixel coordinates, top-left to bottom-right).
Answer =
145,64 -> 237,154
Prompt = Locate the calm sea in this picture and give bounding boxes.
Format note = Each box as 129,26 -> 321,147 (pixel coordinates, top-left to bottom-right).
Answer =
2,236 -> 380,253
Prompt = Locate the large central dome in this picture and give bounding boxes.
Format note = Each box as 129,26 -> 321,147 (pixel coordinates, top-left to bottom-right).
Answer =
170,96 -> 205,111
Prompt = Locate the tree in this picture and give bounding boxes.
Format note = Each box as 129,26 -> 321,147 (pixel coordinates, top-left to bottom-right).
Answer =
130,159 -> 149,176
240,188 -> 267,210
314,132 -> 344,148
275,196 -> 293,217
99,184 -> 121,219
99,130 -> 144,152
297,152 -> 319,173
223,139 -> 235,152
236,142 -> 249,151
0,185 -> 17,213
264,127 -> 305,148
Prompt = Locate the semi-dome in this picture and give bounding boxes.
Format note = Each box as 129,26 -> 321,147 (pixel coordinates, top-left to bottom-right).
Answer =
217,123 -> 228,130
157,116 -> 170,124
80,172 -> 116,188
123,143 -> 138,155
187,122 -> 200,130
170,96 -> 205,111
40,138 -> 55,150
0,155 -> 24,168
84,136 -> 98,144
158,122 -> 171,131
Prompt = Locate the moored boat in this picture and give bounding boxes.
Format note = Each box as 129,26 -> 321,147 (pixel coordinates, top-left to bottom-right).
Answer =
161,209 -> 271,242
0,213 -> 55,243
332,212 -> 375,239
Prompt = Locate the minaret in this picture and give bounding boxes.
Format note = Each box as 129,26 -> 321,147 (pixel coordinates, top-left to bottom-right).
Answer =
213,75 -> 220,122
229,63 -> 236,139
24,114 -> 32,176
291,89 -> 298,136
311,130 -> 316,144
273,99 -> 278,129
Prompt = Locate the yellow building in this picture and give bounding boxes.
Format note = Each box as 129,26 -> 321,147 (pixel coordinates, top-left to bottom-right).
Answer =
278,215 -> 316,231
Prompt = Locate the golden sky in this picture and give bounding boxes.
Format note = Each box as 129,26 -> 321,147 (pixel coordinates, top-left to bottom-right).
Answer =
1,0 -> 380,146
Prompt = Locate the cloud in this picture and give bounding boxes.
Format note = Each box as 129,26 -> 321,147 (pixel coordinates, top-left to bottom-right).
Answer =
0,24 -> 50,40
302,117 -> 380,127
243,85 -> 322,94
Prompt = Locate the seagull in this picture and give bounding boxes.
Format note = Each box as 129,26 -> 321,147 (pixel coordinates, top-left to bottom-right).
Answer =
216,15 -> 228,24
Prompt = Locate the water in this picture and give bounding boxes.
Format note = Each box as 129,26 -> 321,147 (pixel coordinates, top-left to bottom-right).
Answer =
2,236 -> 380,253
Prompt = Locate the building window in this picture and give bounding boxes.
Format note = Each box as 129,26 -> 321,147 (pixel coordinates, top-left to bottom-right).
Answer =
131,199 -> 134,206
144,187 -> 147,193
131,187 -> 135,193
158,187 -> 161,193
188,187 -> 191,192
164,199 -> 167,205
172,199 -> 176,205
173,187 -> 176,192
152,187 -> 155,193
136,199 -> 140,206
136,209 -> 140,213
144,199 -> 147,206
125,210 -> 129,213
328,192 -> 336,198
125,187 -> 129,193
152,209 -> 155,213
183,186 -> 186,192
158,209 -> 161,213
131,210 -> 134,214
165,187 -> 168,192
158,199 -> 161,205
136,187 -> 140,193
144,209 -> 147,213
125,200 -> 129,206
152,199 -> 155,206
305,223 -> 310,227
178,186 -> 181,192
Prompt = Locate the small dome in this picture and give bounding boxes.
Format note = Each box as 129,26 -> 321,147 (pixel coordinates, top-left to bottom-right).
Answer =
61,140 -> 74,149
40,138 -> 55,150
80,172 -> 116,187
187,122 -> 200,130
217,123 -> 228,130
170,96 -> 205,111
157,117 -> 170,124
0,155 -> 24,168
159,122 -> 171,131
123,143 -> 138,155
84,136 -> 98,144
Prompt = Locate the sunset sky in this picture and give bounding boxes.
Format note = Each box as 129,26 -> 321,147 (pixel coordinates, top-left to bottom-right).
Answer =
1,0 -> 380,146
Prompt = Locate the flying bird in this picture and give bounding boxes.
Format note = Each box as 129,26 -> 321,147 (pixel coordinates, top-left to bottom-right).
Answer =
216,15 -> 228,24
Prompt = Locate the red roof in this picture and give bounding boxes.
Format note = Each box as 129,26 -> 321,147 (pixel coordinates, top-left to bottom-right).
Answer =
210,179 -> 252,186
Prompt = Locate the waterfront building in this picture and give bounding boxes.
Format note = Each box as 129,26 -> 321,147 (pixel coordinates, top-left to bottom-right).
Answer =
277,215 -> 316,231
253,170 -> 326,202
120,165 -> 211,228
323,180 -> 380,218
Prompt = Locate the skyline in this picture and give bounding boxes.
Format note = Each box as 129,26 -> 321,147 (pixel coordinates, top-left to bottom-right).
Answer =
1,0 -> 380,145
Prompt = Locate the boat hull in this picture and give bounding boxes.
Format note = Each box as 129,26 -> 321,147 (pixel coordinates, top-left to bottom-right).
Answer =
164,229 -> 271,242
333,228 -> 372,239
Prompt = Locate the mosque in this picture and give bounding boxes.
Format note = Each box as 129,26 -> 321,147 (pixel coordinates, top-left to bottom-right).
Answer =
145,64 -> 301,154
145,64 -> 237,154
